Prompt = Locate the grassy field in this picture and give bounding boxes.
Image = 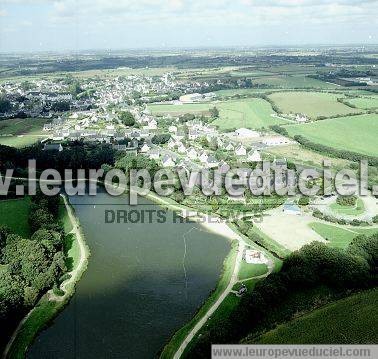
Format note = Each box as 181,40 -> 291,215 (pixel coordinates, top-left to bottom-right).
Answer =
330,198 -> 365,216
347,96 -> 378,109
0,118 -> 48,148
213,88 -> 281,98
264,144 -> 352,170
238,262 -> 268,281
212,98 -> 288,130
149,98 -> 288,130
0,198 -> 31,237
309,222 -> 357,248
284,113 -> 378,157
253,75 -> 339,89
253,289 -> 378,344
148,102 -> 212,115
229,70 -> 273,77
268,91 -> 361,118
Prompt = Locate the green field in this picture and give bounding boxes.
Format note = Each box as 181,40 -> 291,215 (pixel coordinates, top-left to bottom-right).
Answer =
309,223 -> 377,249
149,98 -> 289,130
330,198 -> 365,216
213,88 -> 281,98
0,198 -> 31,237
253,76 -> 339,89
148,102 -> 212,115
238,262 -> 268,281
285,114 -> 378,157
253,289 -> 378,344
268,91 -> 361,118
309,222 -> 358,248
0,118 -> 48,148
347,96 -> 378,110
213,98 -> 288,130
230,70 -> 273,77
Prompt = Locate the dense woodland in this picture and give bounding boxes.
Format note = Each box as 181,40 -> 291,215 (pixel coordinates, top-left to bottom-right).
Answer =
0,192 -> 66,349
0,142 -> 116,178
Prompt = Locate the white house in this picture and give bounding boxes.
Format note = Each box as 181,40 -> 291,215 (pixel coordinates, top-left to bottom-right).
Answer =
235,128 -> 260,138
140,143 -> 151,153
177,142 -> 187,154
162,155 -> 176,167
225,142 -> 235,151
148,149 -> 160,160
216,137 -> 224,148
188,129 -> 200,140
199,151 -> 209,163
168,125 -> 177,133
167,138 -> 177,149
147,118 -> 157,129
206,155 -> 219,169
248,150 -> 262,162
187,147 -> 198,160
235,144 -> 247,156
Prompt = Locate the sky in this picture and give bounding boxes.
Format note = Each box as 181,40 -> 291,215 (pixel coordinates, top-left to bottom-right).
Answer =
0,0 -> 377,52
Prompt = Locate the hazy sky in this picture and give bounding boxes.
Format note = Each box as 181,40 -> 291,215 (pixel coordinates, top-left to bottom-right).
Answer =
0,0 -> 377,52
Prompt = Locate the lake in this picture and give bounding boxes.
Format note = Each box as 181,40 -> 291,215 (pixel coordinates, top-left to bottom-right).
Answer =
28,190 -> 230,358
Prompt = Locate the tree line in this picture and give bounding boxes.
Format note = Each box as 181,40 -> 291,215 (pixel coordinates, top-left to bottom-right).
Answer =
0,192 -> 67,349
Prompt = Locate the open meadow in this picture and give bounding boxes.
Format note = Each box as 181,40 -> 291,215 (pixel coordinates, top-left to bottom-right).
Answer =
268,91 -> 361,118
148,102 -> 212,115
0,197 -> 31,238
212,98 -> 289,130
347,96 -> 378,110
149,98 -> 289,130
309,222 -> 377,249
0,118 -> 47,148
253,75 -> 340,90
284,113 -> 378,157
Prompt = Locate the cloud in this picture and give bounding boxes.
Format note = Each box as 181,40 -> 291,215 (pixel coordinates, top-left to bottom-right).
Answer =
45,0 -> 378,26
0,9 -> 7,16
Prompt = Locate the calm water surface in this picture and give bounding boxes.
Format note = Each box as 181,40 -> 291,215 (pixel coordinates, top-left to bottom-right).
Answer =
28,191 -> 229,358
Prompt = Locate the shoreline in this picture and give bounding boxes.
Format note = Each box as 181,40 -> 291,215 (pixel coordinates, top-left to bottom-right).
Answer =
2,181 -> 272,359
